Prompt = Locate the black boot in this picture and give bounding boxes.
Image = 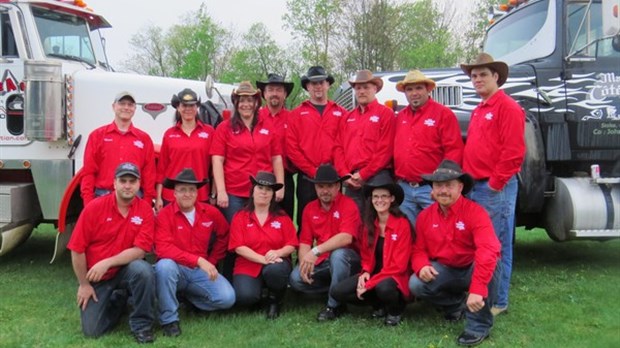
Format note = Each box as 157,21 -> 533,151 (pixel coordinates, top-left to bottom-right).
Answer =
266,290 -> 284,320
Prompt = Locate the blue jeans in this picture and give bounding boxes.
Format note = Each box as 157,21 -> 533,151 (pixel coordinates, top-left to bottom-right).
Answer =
397,181 -> 433,227
155,259 -> 235,325
220,194 -> 248,223
468,176 -> 517,309
289,248 -> 360,308
409,260 -> 501,336
80,259 -> 155,337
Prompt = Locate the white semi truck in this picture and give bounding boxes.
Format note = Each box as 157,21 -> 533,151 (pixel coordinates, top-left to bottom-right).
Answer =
0,0 -> 233,258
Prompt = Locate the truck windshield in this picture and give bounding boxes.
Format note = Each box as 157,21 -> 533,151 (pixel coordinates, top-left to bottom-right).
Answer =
31,7 -> 96,66
483,0 -> 554,64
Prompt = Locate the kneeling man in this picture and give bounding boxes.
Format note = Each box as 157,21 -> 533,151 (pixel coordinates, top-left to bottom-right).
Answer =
409,160 -> 501,346
154,168 -> 235,337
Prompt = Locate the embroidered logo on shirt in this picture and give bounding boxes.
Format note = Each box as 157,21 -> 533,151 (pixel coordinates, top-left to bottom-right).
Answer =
247,223 -> 254,227
347,118 -> 356,122
103,137 -> 113,142
455,221 -> 465,231
369,115 -> 380,123
424,118 -> 436,127
300,111 -> 309,116
259,128 -> 269,135
391,233 -> 398,241
333,211 -> 340,219
202,221 -> 213,228
271,221 -> 282,229
130,216 -> 143,225
133,140 -> 144,149
333,111 -> 342,117
485,112 -> 494,121
177,226 -> 183,230
432,224 -> 439,228
169,134 -> 181,138
198,132 -> 209,139
106,217 -> 113,222
312,215 -> 319,220
401,120 -> 408,124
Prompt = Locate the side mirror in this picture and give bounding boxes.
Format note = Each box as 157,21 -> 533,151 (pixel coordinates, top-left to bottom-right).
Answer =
205,75 -> 215,99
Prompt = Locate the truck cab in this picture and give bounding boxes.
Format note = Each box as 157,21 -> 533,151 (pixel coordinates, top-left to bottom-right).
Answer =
0,0 -> 233,257
335,0 -> 620,241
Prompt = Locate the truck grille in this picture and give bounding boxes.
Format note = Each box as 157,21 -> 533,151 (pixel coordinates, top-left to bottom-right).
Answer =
431,85 -> 462,107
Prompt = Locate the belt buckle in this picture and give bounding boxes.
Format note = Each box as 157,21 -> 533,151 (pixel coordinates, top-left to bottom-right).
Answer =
409,181 -> 420,188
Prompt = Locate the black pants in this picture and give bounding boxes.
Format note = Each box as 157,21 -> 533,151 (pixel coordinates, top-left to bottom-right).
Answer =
331,275 -> 405,316
295,173 -> 318,233
232,261 -> 292,306
279,171 -> 296,219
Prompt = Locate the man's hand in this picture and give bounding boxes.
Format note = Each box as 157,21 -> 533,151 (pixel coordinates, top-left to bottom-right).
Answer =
86,259 -> 111,282
77,283 -> 97,311
216,192 -> 229,209
275,188 -> 284,202
357,272 -> 370,299
198,258 -> 218,281
419,265 -> 439,282
466,293 -> 485,313
154,197 -> 164,213
299,252 -> 318,284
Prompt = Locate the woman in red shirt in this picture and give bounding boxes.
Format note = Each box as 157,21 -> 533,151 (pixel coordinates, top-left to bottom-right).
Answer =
228,172 -> 298,319
331,171 -> 413,326
156,88 -> 215,212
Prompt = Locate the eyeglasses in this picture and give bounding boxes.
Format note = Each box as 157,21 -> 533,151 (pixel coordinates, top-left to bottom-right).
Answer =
175,187 -> 197,194
371,194 -> 392,201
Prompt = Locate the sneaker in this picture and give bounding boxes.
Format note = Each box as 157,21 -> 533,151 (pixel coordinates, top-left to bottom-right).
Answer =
371,307 -> 386,319
384,314 -> 402,326
456,331 -> 489,346
316,306 -> 346,322
132,329 -> 155,344
161,321 -> 181,337
490,306 -> 507,316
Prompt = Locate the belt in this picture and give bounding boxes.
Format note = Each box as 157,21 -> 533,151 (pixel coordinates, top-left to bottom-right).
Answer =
397,179 -> 426,188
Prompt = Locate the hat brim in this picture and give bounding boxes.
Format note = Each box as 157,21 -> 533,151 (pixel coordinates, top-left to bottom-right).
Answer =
420,172 -> 473,195
256,81 -> 294,97
460,61 -> 509,87
396,79 -> 436,92
301,75 -> 335,90
250,176 -> 284,191
363,183 -> 404,206
163,178 -> 208,190
115,170 -> 140,179
348,77 -> 384,93
307,174 -> 351,184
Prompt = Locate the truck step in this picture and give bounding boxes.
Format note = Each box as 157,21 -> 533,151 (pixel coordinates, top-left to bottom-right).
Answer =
569,229 -> 620,238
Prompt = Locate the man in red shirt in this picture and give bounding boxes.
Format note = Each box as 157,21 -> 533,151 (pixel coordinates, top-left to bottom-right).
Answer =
257,74 -> 295,218
287,66 -> 346,229
289,164 -> 361,321
409,160 -> 501,347
334,70 -> 395,213
393,70 -> 464,226
460,53 -> 525,316
154,168 -> 235,337
80,91 -> 156,206
68,162 -> 156,343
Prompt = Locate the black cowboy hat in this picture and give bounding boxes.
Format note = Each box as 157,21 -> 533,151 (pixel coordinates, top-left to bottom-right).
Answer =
171,88 -> 201,109
250,171 -> 284,191
163,168 -> 208,189
308,164 -> 351,184
421,160 -> 474,195
300,66 -> 335,91
256,73 -> 294,97
363,170 -> 404,205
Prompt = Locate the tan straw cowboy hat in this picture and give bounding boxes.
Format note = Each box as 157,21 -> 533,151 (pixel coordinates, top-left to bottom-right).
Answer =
232,81 -> 261,103
395,70 -> 436,92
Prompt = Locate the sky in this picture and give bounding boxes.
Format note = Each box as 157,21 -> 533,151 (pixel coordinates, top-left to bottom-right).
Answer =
87,0 -> 291,68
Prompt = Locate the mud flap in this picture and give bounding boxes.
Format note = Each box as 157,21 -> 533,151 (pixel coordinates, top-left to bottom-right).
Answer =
50,223 -> 74,264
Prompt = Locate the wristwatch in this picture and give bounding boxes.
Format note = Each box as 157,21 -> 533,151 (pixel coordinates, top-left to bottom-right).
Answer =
209,193 -> 217,199
311,247 -> 321,257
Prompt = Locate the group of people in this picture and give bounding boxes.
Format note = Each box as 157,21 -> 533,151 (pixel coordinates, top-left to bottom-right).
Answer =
69,52 -> 525,346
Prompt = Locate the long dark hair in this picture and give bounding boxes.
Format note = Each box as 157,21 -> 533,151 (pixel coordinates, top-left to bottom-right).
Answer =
363,193 -> 414,248
244,185 -> 285,216
230,96 -> 260,133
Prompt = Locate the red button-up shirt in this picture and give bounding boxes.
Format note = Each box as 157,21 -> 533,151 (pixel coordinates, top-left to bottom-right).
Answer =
286,100 -> 346,178
157,121 -> 214,202
394,99 -> 464,183
463,90 -> 525,191
300,193 -> 360,265
334,99 -> 395,180
81,122 -> 156,205
154,201 -> 229,268
210,117 -> 282,197
412,196 -> 500,297
259,106 -> 293,172
228,210 -> 298,277
67,194 -> 154,281
360,214 -> 412,298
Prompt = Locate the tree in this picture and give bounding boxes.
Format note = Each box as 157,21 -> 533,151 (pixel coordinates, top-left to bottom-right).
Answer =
460,0 -> 503,63
122,24 -> 169,76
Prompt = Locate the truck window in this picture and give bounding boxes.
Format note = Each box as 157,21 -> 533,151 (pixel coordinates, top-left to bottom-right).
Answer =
483,0 -> 554,64
567,1 -> 619,58
1,12 -> 18,57
31,7 -> 96,65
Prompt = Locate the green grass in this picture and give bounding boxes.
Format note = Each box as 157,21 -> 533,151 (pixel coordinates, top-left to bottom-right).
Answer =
1,226 -> 619,347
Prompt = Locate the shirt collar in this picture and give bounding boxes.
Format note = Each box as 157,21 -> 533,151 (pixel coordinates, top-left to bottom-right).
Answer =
480,89 -> 505,107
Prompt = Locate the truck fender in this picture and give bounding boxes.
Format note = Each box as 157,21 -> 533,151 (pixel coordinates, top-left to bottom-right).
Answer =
57,168 -> 84,233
